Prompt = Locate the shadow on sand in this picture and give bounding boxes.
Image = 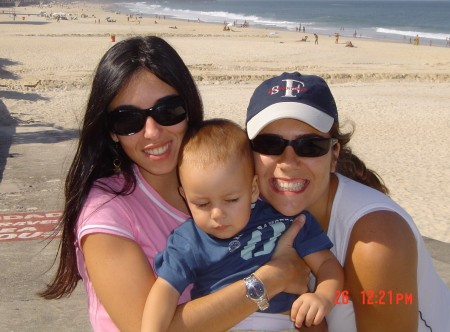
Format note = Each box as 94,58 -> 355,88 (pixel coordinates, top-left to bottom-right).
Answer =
0,56 -> 79,183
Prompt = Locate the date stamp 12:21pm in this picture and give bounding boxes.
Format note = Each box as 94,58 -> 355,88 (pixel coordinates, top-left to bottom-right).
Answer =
334,290 -> 414,305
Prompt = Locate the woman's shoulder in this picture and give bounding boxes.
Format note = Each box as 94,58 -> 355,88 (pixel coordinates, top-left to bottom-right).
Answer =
93,173 -> 128,190
334,173 -> 400,213
76,174 -> 145,239
330,174 -> 416,258
336,173 -> 386,196
333,174 -> 418,246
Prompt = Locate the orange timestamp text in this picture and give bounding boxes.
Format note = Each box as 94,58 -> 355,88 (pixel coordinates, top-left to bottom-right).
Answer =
334,290 -> 414,305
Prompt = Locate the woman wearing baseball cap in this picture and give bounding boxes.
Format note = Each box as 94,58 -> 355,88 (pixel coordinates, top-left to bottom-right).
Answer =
246,72 -> 450,331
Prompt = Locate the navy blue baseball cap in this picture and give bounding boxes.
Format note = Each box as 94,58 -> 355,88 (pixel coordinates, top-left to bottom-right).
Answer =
246,72 -> 338,139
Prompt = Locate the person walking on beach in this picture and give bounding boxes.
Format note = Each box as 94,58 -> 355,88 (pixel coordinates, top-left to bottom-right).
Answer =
245,72 -> 450,331
314,33 -> 318,45
414,34 -> 420,45
335,32 -> 339,44
38,37 -> 310,332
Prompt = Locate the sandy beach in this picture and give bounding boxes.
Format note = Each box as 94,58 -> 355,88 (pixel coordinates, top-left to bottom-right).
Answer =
0,3 -> 449,331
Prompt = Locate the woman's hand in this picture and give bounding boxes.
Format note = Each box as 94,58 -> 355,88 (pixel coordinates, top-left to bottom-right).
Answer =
254,214 -> 311,298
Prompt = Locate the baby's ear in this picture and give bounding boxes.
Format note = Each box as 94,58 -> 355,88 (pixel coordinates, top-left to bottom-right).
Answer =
251,175 -> 259,202
179,186 -> 186,200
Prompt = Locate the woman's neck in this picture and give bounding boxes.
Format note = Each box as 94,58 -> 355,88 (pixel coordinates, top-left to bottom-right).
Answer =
311,173 -> 338,232
140,168 -> 190,215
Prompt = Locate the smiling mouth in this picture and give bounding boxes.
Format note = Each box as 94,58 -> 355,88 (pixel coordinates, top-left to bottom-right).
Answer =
145,143 -> 169,156
272,178 -> 307,192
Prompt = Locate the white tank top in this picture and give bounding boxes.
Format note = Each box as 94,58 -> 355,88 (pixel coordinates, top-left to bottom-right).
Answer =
324,173 -> 450,332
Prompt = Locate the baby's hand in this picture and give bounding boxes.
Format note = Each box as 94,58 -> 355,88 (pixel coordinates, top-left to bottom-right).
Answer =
290,292 -> 332,328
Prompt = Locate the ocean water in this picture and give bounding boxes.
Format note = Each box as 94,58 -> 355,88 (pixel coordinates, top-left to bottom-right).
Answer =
103,0 -> 450,46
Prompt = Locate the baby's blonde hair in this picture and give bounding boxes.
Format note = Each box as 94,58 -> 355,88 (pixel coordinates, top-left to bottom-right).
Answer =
178,118 -> 254,176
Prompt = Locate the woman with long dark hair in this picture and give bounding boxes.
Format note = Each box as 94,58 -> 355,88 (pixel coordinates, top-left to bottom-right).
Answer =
39,37 -> 309,332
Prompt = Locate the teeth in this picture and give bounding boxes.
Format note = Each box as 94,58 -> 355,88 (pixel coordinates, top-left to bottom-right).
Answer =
273,179 -> 306,192
145,144 -> 169,156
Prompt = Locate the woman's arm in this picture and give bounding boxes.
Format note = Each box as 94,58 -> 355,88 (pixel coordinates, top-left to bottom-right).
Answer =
83,217 -> 310,332
82,234 -> 155,332
344,211 -> 419,332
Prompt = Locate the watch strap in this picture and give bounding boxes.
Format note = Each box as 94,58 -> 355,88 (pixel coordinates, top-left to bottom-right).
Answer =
243,274 -> 270,311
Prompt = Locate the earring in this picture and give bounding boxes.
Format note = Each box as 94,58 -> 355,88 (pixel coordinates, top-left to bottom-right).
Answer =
113,141 -> 122,173
113,159 -> 122,173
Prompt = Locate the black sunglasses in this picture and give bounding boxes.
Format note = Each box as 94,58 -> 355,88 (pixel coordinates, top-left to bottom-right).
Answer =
251,134 -> 338,157
108,96 -> 187,136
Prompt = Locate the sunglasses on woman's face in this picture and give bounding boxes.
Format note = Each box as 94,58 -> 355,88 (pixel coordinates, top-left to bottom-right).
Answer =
108,96 -> 187,136
251,134 -> 338,157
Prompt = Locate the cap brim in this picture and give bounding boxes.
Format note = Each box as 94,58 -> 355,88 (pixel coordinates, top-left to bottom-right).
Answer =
246,102 -> 335,139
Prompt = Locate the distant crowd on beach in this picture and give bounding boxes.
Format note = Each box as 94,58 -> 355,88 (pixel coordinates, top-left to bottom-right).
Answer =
4,4 -> 449,48
407,34 -> 450,47
294,23 -> 450,48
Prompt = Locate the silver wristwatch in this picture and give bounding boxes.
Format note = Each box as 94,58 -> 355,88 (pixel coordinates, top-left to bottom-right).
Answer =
243,273 -> 270,311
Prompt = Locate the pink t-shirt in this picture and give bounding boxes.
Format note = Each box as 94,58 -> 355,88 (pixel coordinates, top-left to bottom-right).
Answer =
75,165 -> 190,332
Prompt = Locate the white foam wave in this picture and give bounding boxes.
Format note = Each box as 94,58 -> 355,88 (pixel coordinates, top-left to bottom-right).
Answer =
118,2 -> 255,23
115,1 -> 161,14
377,27 -> 450,41
114,1 -> 302,29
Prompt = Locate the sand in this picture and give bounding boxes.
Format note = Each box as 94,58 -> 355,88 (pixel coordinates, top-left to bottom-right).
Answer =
0,3 -> 449,331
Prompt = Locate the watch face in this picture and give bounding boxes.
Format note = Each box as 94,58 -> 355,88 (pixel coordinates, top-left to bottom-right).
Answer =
248,281 -> 265,299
